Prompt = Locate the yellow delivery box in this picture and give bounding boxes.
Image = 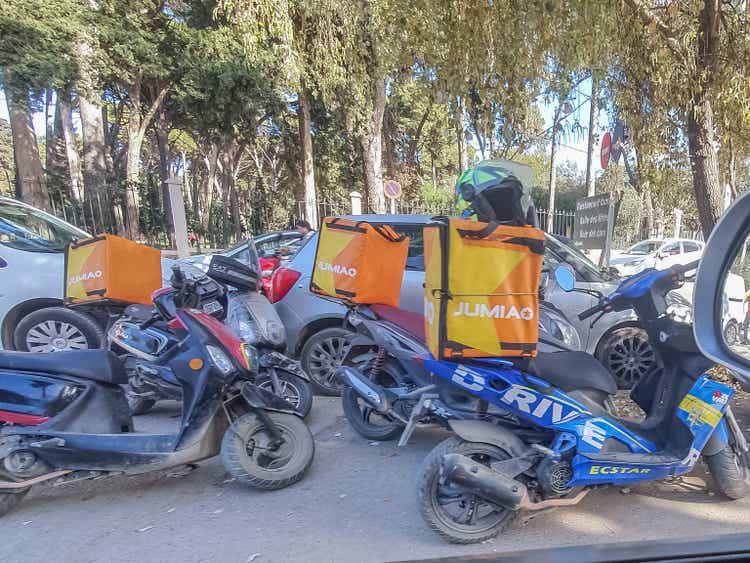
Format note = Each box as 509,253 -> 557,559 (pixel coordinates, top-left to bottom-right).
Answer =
424,218 -> 545,359
310,217 -> 410,307
65,234 -> 162,304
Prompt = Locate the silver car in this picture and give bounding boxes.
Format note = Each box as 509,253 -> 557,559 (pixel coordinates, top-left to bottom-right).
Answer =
271,215 -> 653,393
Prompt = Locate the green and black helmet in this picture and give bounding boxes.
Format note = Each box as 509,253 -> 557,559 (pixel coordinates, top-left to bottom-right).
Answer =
455,160 -> 538,227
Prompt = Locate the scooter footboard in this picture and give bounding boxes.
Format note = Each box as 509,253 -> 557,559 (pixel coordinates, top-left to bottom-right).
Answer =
569,375 -> 734,487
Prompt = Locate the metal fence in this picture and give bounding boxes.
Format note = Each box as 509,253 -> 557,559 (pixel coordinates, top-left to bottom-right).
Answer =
41,180 -> 578,251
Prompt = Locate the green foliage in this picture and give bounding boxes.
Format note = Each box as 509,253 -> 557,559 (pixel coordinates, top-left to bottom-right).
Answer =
0,0 -> 84,95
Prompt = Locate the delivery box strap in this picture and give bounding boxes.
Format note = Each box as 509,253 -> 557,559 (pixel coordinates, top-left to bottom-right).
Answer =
455,223 -> 545,255
70,234 -> 107,249
429,289 -> 538,298
326,219 -> 406,243
311,280 -> 357,299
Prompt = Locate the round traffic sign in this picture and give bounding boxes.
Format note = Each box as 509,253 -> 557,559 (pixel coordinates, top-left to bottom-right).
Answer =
600,131 -> 612,169
384,180 -> 402,199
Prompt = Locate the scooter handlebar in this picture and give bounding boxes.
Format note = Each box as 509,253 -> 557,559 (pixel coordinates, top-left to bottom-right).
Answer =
671,260 -> 701,275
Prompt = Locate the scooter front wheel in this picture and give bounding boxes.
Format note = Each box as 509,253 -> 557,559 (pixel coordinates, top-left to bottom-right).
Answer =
705,445 -> 750,499
221,412 -> 314,490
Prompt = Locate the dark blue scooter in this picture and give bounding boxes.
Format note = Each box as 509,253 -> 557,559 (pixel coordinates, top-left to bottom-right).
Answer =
417,261 -> 749,544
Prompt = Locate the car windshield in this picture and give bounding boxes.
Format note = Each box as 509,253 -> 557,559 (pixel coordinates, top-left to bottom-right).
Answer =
0,200 -> 89,252
626,240 -> 661,255
545,234 -> 605,283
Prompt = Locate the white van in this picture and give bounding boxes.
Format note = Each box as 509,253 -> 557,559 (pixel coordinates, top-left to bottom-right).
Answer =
723,272 -> 747,345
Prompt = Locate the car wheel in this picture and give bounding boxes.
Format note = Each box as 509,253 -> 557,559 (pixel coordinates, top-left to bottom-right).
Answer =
300,327 -> 353,396
724,320 -> 740,347
596,326 -> 655,390
13,307 -> 104,352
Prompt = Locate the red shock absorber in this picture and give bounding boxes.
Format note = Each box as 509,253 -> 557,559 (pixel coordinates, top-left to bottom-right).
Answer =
369,346 -> 385,378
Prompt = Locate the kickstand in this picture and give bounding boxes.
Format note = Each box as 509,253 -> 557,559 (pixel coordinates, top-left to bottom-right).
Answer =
397,393 -> 439,447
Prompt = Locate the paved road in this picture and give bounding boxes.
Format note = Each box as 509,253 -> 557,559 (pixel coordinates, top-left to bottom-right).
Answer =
2,397 -> 750,563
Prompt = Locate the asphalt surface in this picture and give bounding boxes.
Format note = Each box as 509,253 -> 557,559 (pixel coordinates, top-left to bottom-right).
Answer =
2,397 -> 750,563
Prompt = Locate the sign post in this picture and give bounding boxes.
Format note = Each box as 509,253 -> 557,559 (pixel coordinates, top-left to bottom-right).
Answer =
384,180 -> 402,214
166,177 -> 189,258
573,193 -> 615,266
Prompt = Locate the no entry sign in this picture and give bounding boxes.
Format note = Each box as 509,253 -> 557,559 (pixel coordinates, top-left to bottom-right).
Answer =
384,180 -> 402,199
600,131 -> 612,169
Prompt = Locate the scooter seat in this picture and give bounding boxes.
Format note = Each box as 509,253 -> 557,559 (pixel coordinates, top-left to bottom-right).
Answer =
369,304 -> 425,342
0,350 -> 127,385
525,351 -> 617,395
124,303 -> 154,321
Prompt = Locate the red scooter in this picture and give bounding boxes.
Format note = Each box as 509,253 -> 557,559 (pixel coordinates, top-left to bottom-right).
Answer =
0,266 -> 315,517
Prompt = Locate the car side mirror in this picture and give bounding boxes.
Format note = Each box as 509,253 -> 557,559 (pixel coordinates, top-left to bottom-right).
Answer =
554,264 -> 576,292
694,190 -> 750,390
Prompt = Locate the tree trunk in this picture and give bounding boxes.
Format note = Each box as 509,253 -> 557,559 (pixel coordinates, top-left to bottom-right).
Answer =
585,78 -> 599,197
155,111 -> 174,245
686,98 -> 724,238
297,85 -> 318,227
59,93 -> 83,201
727,137 -> 737,200
44,89 -> 55,173
4,86 -> 47,209
362,76 -> 387,214
455,96 -> 468,171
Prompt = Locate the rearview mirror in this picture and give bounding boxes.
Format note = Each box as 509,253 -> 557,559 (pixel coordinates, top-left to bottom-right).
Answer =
694,191 -> 750,389
554,264 -> 576,292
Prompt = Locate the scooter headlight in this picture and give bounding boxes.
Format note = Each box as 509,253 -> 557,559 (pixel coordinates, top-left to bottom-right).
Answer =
206,345 -> 235,375
241,343 -> 260,374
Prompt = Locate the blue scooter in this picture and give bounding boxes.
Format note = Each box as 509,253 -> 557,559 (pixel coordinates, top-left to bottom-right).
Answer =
418,260 -> 750,544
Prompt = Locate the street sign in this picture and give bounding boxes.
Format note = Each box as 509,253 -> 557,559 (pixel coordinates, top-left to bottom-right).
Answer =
574,193 -> 613,251
600,132 -> 612,169
384,180 -> 402,200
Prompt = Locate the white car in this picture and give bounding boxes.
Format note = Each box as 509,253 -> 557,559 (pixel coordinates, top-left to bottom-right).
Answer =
609,238 -> 704,276
0,197 -> 174,352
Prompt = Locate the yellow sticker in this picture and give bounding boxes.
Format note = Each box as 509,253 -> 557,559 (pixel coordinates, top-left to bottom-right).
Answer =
679,395 -> 721,428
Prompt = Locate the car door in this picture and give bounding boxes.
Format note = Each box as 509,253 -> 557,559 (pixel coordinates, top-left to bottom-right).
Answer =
681,240 -> 704,266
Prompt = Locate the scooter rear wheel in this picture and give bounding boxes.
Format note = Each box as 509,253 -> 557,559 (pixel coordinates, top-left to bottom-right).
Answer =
0,488 -> 29,518
341,360 -> 405,441
419,437 -> 517,544
221,412 -> 314,490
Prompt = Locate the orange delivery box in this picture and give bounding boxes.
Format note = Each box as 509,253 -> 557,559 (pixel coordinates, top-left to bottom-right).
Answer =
65,234 -> 162,305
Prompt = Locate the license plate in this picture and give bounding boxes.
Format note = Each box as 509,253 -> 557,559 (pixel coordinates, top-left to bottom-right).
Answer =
202,300 -> 222,314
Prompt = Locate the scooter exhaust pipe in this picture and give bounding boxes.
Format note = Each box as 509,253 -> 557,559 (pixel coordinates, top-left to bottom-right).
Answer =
441,453 -> 528,510
335,366 -> 390,413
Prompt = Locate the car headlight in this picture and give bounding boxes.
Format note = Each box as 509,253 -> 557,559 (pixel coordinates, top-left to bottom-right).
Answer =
206,344 -> 235,375
539,308 -> 582,351
241,343 -> 260,374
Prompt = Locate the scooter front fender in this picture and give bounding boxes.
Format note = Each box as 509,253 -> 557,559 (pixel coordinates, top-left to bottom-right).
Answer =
240,382 -> 300,416
259,352 -> 310,382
